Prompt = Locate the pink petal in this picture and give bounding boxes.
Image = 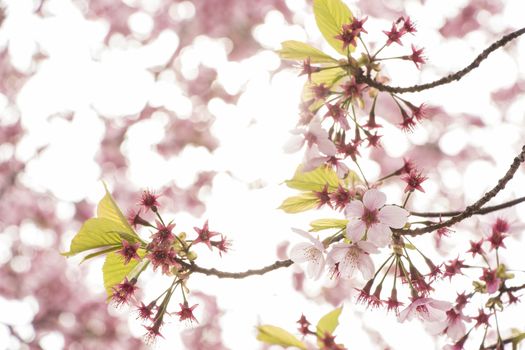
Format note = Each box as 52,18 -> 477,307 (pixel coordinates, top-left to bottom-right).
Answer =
345,200 -> 364,218
283,135 -> 305,153
358,254 -> 375,280
379,205 -> 409,228
356,240 -> 380,254
289,242 -> 315,263
291,228 -> 323,249
306,253 -> 325,280
346,220 -> 366,242
367,223 -> 392,247
363,189 -> 386,210
398,304 -> 415,322
317,138 -> 337,156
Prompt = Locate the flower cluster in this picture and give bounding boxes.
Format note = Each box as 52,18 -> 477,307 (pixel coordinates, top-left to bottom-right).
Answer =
112,190 -> 230,342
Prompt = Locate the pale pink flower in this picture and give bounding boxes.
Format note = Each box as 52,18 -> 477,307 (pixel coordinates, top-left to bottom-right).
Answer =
398,297 -> 452,323
345,189 -> 409,247
327,241 -> 379,280
284,120 -> 337,156
289,228 -> 326,280
427,308 -> 470,341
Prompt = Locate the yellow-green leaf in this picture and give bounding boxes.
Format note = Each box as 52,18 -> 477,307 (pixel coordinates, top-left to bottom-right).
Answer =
316,306 -> 343,339
98,182 -> 139,239
279,40 -> 337,63
256,325 -> 306,349
310,218 -> 348,232
62,218 -> 128,256
103,249 -> 146,299
313,0 -> 354,55
279,193 -> 319,214
286,165 -> 342,192
63,183 -> 142,258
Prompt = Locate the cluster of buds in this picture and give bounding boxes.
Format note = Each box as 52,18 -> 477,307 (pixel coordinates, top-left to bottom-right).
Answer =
110,190 -> 231,342
291,13 -> 429,181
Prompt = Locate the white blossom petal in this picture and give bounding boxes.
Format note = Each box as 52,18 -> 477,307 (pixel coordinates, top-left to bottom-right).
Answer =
367,223 -> 392,247
363,189 -> 386,210
346,220 -> 366,242
284,134 -> 305,153
289,242 -> 316,263
317,138 -> 337,156
345,200 -> 364,218
306,252 -> 325,280
358,254 -> 375,280
379,205 -> 409,228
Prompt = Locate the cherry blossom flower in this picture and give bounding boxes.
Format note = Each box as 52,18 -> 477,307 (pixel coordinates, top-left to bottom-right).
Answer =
127,208 -> 150,228
116,239 -> 141,264
136,302 -> 155,321
284,120 -> 337,156
398,297 -> 452,323
193,220 -> 220,250
408,45 -> 426,69
175,303 -> 199,324
401,171 -> 428,192
327,241 -> 379,280
299,57 -> 321,81
324,103 -> 350,130
297,314 -> 311,335
428,308 -> 470,341
480,268 -> 501,293
111,278 -> 138,307
383,24 -> 404,46
289,228 -> 326,280
467,239 -> 485,257
151,220 -> 176,246
140,189 -> 161,211
345,189 -> 409,247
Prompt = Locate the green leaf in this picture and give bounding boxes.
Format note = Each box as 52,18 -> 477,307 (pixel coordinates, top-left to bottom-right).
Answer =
62,218 -> 128,257
286,165 -> 342,192
62,183 -> 142,258
98,182 -> 139,239
313,0 -> 354,55
80,245 -> 122,263
279,193 -> 319,214
256,325 -> 306,349
310,218 -> 348,232
279,40 -> 337,63
316,306 -> 343,339
103,250 -> 146,299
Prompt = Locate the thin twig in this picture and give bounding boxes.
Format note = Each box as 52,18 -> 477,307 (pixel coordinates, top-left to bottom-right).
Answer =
189,259 -> 293,279
399,145 -> 525,236
410,196 -> 525,217
355,27 -> 525,94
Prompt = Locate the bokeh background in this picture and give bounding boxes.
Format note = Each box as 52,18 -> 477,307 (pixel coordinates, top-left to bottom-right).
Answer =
1,0 -> 525,349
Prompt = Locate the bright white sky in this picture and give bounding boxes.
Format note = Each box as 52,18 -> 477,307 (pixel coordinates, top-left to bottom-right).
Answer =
1,0 -> 525,349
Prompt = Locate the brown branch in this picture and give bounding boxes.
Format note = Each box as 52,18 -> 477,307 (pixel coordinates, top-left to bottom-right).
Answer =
355,27 -> 525,94
400,145 -> 525,236
189,259 -> 293,279
410,196 -> 525,218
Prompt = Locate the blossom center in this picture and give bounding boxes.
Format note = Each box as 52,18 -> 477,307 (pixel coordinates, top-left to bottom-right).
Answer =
361,208 -> 379,227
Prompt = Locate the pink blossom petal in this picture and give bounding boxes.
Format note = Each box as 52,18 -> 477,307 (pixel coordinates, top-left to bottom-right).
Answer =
292,228 -> 323,250
447,319 -> 466,341
306,253 -> 325,280
363,189 -> 386,210
429,299 -> 453,310
398,304 -> 415,322
358,254 -> 375,280
356,241 -> 380,254
317,138 -> 337,156
284,135 -> 305,153
345,200 -> 364,218
379,205 -> 409,228
367,223 -> 392,247
289,242 -> 315,263
346,220 -> 366,242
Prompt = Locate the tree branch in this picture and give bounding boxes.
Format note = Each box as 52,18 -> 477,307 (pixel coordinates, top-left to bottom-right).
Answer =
189,259 -> 293,279
410,196 -> 525,218
400,145 -> 525,236
355,27 -> 525,94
